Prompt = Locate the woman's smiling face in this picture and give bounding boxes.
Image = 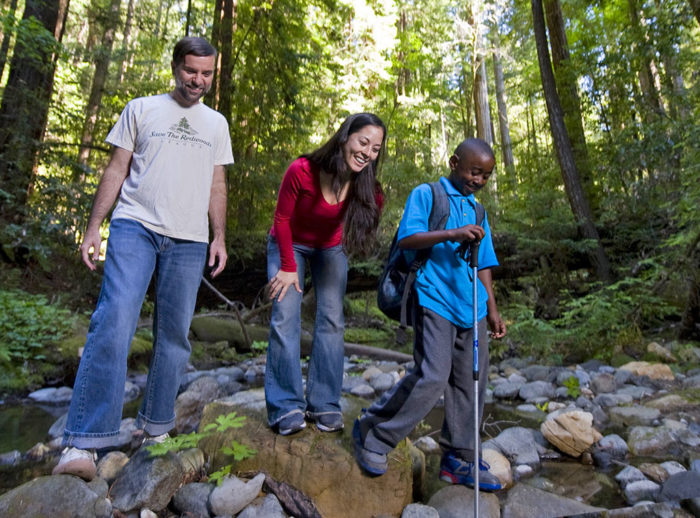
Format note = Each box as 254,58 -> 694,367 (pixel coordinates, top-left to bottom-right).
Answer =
342,124 -> 385,173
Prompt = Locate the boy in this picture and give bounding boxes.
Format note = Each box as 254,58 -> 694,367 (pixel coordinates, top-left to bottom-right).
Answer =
353,137 -> 507,491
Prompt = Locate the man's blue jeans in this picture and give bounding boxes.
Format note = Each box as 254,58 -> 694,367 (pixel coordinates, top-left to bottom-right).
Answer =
63,218 -> 207,449
265,237 -> 347,425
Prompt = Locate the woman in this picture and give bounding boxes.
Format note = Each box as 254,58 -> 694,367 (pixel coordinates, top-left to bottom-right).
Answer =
266,113 -> 386,435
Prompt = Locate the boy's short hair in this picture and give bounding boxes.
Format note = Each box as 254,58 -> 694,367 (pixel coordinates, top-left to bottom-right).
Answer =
172,37 -> 217,67
454,138 -> 495,161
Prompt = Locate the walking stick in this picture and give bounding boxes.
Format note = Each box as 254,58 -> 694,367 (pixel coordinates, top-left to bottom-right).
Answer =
469,238 -> 481,518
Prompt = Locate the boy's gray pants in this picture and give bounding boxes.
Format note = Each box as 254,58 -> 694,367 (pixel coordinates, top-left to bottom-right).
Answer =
357,305 -> 489,460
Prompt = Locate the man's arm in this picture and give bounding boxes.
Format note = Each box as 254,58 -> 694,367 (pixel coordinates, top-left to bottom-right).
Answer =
477,268 -> 506,339
207,164 -> 228,278
80,146 -> 133,270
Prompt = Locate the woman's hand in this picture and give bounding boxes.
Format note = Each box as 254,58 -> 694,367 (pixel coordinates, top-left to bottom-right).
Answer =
268,270 -> 302,302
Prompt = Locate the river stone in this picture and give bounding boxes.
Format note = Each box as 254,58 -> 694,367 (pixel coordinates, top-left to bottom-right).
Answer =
485,426 -> 541,467
401,503 -> 439,518
25,442 -> 50,461
493,381 -> 522,399
590,372 -> 617,394
619,361 -> 675,381
0,450 -> 21,466
482,448 -> 512,488
413,435 -> 440,454
362,366 -> 383,380
623,479 -> 661,504
175,375 -> 223,434
0,475 -> 112,518
659,470 -> 700,501
198,390 -> 412,518
540,409 -> 602,458
521,365 -> 552,381
596,434 -> 629,460
96,451 -> 130,484
627,426 -> 677,456
519,380 -> 556,401
616,465 -> 647,488
350,383 -> 376,398
647,342 -> 677,362
639,462 -> 671,484
27,386 -> 74,405
507,372 -> 527,384
609,406 -> 661,427
660,460 -> 686,477
209,473 -> 265,516
171,482 -> 213,518
49,412 -> 68,439
617,385 -> 656,400
500,482 -> 603,518
427,484 -> 499,518
110,447 -> 204,512
645,394 -> 690,411
593,392 -> 634,408
370,372 -> 396,393
238,493 -> 286,518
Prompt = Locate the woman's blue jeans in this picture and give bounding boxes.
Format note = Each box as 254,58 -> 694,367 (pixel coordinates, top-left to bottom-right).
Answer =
265,237 -> 348,425
63,218 -> 207,449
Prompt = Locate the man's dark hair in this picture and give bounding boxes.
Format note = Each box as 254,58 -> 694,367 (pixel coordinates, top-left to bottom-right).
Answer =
172,37 -> 217,67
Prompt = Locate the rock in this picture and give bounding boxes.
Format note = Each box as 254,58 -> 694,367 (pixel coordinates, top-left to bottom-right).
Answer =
49,412 -> 68,439
370,372 -> 396,393
482,448 -> 512,488
593,392 -> 634,408
96,451 -> 130,484
623,479 -> 661,504
540,410 -> 602,458
647,342 -> 677,363
427,484 -> 500,518
659,471 -> 700,501
513,464 -> 534,479
519,380 -> 556,401
238,493 -> 287,518
413,436 -> 441,454
171,482 -> 213,518
627,426 -> 677,457
619,361 -> 674,381
198,390 -> 412,518
350,383 -> 376,399
590,372 -> 617,394
123,380 -> 141,403
209,473 -> 265,516
660,460 -> 686,477
608,406 -> 661,427
362,366 -> 383,380
639,462 -> 671,484
175,375 -> 223,434
0,450 -> 21,466
27,386 -> 73,405
25,442 -> 50,461
110,447 -> 204,513
500,483 -> 603,518
493,381 -> 522,399
617,385 -> 655,400
0,475 -> 112,518
645,394 -> 690,411
401,503 -> 439,518
521,365 -> 552,381
114,417 -> 138,449
595,434 -> 629,461
485,426 -> 541,467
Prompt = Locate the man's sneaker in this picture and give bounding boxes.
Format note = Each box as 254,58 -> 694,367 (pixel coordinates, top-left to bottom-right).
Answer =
142,432 -> 170,445
352,419 -> 387,476
308,412 -> 344,432
52,447 -> 97,481
276,412 -> 306,435
439,451 -> 502,491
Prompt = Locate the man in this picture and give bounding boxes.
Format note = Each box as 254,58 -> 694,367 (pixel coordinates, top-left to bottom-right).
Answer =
353,138 -> 506,491
52,37 -> 234,480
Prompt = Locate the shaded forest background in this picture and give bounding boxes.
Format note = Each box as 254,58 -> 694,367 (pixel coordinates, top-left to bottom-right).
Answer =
0,0 -> 698,392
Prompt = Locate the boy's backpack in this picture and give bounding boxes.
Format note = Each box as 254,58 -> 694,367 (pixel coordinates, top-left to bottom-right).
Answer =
377,180 -> 485,344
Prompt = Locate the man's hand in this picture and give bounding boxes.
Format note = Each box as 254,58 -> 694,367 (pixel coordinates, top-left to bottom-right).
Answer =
80,228 -> 103,271
268,269 -> 302,302
208,237 -> 227,278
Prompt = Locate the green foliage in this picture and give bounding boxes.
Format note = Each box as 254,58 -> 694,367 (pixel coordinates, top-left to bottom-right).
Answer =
147,411 -> 256,486
0,290 -> 76,364
562,376 -> 581,399
251,340 -> 268,353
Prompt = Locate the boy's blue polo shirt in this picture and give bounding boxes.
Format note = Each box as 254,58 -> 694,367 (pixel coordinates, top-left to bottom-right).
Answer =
396,176 -> 499,329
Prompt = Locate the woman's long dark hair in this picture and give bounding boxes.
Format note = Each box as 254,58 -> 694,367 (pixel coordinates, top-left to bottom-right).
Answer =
305,113 -> 386,258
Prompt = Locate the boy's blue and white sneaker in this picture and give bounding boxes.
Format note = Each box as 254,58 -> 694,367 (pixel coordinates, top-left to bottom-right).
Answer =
439,451 -> 502,491
276,412 -> 306,435
352,419 -> 387,476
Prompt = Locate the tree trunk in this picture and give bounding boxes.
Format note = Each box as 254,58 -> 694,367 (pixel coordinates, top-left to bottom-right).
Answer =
0,0 -> 18,81
492,36 -> 516,195
531,0 -> 612,282
211,0 -> 235,121
628,0 -> 664,119
117,0 -> 135,83
78,0 -> 122,166
689,0 -> 700,26
473,57 -> 493,146
680,231 -> 700,340
0,0 -> 70,224
543,0 -> 597,213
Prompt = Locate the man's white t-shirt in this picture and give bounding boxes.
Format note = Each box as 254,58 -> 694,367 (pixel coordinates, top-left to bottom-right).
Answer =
107,93 -> 234,243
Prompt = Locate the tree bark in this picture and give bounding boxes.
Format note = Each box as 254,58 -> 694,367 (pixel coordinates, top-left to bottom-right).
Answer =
492,36 -> 516,195
689,0 -> 700,27
0,0 -> 18,81
543,0 -> 597,212
78,0 -> 122,166
117,0 -> 135,83
531,0 -> 612,282
473,57 -> 493,146
0,0 -> 70,224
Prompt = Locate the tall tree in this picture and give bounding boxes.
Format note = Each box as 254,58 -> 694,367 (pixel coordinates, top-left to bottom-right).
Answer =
78,0 -> 122,166
543,0 -> 597,212
531,0 -> 612,282
0,0 -> 18,81
0,0 -> 70,225
492,33 -> 515,194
